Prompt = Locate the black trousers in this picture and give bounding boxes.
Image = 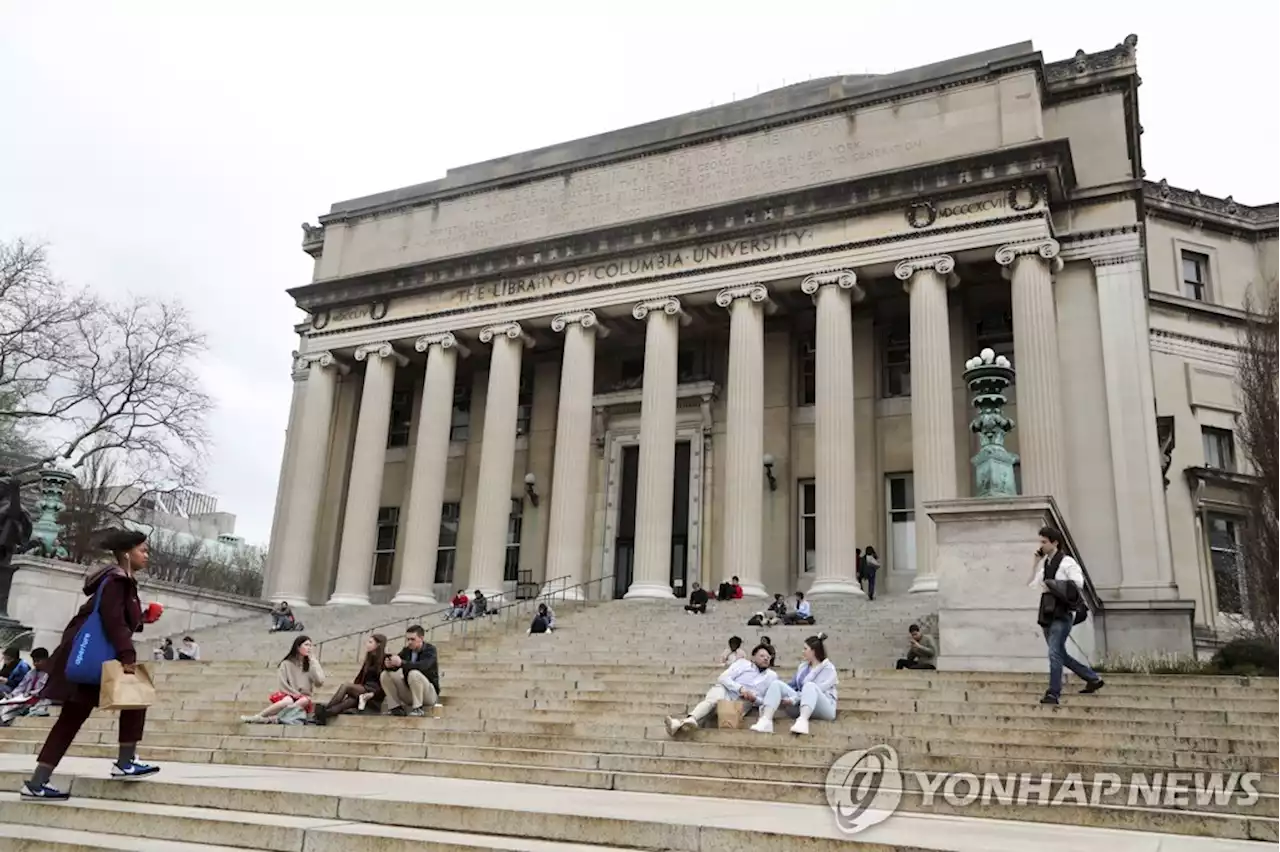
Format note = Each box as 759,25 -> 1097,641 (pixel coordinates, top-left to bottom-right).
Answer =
896,658 -> 935,670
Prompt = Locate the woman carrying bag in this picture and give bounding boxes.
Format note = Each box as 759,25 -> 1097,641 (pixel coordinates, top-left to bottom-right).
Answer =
22,528 -> 161,800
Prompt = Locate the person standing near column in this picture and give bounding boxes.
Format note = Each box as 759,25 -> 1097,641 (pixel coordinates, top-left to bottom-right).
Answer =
22,529 -> 161,800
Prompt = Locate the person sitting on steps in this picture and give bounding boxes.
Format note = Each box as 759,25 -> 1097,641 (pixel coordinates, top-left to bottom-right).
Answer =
783,591 -> 814,625
528,603 -> 554,635
381,625 -> 441,717
752,633 -> 838,735
767,594 -> 788,620
270,602 -> 300,633
0,647 -> 30,697
0,647 -> 49,727
684,582 -> 709,615
315,633 -> 386,725
466,590 -> 488,619
446,590 -> 469,620
666,643 -> 777,736
716,635 -> 745,666
716,576 -> 744,600
242,635 -> 325,723
896,624 -> 937,670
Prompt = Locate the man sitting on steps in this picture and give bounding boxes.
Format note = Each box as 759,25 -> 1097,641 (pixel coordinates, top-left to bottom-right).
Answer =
380,625 -> 441,717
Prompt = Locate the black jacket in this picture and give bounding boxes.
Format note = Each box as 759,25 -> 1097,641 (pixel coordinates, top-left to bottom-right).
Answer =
689,588 -> 708,607
392,642 -> 440,696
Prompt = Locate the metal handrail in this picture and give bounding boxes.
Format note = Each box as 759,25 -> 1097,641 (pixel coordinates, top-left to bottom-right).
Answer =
314,573 -> 610,663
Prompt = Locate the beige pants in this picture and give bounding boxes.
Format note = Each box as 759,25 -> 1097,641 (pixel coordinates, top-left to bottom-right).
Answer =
379,669 -> 437,711
690,685 -> 751,722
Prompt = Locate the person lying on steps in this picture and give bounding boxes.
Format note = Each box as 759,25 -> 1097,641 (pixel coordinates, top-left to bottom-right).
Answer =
752,633 -> 838,735
381,625 -> 441,717
315,633 -> 386,725
666,643 -> 777,736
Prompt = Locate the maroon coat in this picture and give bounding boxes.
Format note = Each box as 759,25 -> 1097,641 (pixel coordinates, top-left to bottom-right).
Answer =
42,564 -> 143,706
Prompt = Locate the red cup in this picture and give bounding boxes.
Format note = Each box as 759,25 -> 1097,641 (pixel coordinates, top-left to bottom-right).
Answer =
143,602 -> 164,624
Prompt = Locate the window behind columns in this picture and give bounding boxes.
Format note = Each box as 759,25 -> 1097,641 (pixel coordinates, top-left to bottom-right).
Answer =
504,498 -> 523,583
797,333 -> 816,406
515,363 -> 534,437
387,389 -> 413,448
434,503 -> 461,584
886,474 -> 916,573
882,323 -> 911,398
373,507 -> 400,586
975,310 -> 1015,363
1207,513 -> 1245,614
450,378 -> 472,442
798,479 -> 816,572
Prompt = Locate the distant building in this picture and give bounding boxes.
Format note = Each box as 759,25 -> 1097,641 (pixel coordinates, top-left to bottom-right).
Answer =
117,487 -> 258,563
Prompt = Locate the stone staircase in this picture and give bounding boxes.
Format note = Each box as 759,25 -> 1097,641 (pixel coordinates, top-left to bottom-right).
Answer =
0,594 -> 1275,850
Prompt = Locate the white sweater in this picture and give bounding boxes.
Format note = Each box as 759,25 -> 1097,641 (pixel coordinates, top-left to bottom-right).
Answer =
789,658 -> 838,702
716,658 -> 777,702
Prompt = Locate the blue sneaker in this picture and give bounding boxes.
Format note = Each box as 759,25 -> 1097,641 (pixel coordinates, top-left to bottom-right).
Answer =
110,759 -> 160,780
19,781 -> 70,800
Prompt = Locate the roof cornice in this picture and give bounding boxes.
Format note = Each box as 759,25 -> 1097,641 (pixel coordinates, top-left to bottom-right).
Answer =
1143,179 -> 1278,236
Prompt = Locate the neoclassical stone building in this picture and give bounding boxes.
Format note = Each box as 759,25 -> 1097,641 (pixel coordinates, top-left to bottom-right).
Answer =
263,36 -> 1276,655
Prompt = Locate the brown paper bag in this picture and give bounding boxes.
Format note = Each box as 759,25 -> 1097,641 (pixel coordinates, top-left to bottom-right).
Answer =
99,661 -> 156,711
716,699 -> 745,729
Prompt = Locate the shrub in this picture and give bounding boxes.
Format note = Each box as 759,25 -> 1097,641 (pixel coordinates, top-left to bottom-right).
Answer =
1211,638 -> 1279,677
1094,652 -> 1214,675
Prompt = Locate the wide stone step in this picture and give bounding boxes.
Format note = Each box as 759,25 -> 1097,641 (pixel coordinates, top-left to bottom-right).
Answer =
0,822 -> 266,852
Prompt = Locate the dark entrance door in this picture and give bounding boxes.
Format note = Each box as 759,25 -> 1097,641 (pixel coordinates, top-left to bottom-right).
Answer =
612,441 -> 692,599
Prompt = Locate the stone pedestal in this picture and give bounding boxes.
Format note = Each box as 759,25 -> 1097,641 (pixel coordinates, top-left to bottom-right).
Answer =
928,496 -> 1097,672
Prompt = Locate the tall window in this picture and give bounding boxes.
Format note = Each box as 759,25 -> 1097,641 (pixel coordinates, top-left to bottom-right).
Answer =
387,389 -> 413,448
1202,427 -> 1236,472
1207,513 -> 1244,614
504,498 -> 524,582
799,479 -> 817,572
450,378 -> 472,442
434,502 -> 460,585
882,323 -> 911,398
515,365 -> 534,437
887,474 -> 916,574
372,507 -> 399,586
797,333 -> 816,406
975,310 -> 1015,363
1181,250 -> 1210,301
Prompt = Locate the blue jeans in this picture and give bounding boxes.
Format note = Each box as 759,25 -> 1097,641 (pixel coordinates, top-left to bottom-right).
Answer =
1042,617 -> 1098,697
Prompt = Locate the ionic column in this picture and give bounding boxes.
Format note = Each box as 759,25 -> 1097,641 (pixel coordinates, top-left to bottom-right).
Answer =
626,297 -> 687,599
717,284 -> 772,599
329,342 -> 409,605
269,351 -> 347,607
800,271 -> 866,598
996,239 -> 1069,513
543,311 -> 604,600
392,332 -> 469,604
262,360 -> 308,602
467,322 -> 532,599
895,256 -> 959,594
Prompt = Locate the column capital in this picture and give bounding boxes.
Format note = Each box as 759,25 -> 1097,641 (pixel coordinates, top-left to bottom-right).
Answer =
295,350 -> 350,375
632,296 -> 689,324
995,239 -> 1063,273
414,332 -> 471,358
800,268 -> 864,301
479,321 -> 534,347
894,254 -> 956,279
715,284 -> 774,312
353,342 -> 409,367
552,310 -> 608,336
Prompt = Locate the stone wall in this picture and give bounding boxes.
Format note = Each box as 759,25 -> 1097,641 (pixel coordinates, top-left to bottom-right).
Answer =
6,555 -> 271,651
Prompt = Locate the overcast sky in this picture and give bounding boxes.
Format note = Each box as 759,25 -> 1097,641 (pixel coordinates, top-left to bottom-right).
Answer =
1,2 -> 1275,545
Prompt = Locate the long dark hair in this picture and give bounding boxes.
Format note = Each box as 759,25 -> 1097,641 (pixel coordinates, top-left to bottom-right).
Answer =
284,635 -> 312,672
805,632 -> 828,662
362,633 -> 387,675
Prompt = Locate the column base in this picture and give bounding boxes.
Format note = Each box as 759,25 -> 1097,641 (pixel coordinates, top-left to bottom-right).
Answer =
805,577 -> 866,598
908,575 -> 939,594
389,592 -> 437,605
623,582 -> 674,600
325,593 -> 371,606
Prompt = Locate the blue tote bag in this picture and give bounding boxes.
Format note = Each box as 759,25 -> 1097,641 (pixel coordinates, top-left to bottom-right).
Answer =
64,579 -> 117,685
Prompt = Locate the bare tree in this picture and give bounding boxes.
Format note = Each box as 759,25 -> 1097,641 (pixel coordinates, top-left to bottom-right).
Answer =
0,238 -> 211,496
1237,285 -> 1278,645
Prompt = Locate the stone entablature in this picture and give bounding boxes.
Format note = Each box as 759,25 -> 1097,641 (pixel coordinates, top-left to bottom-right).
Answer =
1144,179 -> 1279,235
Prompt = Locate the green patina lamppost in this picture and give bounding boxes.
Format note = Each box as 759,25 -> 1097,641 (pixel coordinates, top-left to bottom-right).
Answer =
27,460 -> 77,560
963,348 -> 1019,498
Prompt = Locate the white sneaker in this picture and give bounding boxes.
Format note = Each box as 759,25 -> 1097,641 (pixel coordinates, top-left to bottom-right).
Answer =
750,716 -> 774,733
664,716 -> 682,737
357,695 -> 369,712
790,718 -> 811,736
678,716 -> 698,734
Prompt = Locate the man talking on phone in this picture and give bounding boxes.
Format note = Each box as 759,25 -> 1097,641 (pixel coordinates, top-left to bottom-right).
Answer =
1029,526 -> 1104,705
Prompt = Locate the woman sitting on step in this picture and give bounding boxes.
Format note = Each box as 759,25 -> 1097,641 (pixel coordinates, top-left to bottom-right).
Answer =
314,633 -> 385,725
751,633 -> 838,735
242,635 -> 326,724
665,643 -> 777,736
